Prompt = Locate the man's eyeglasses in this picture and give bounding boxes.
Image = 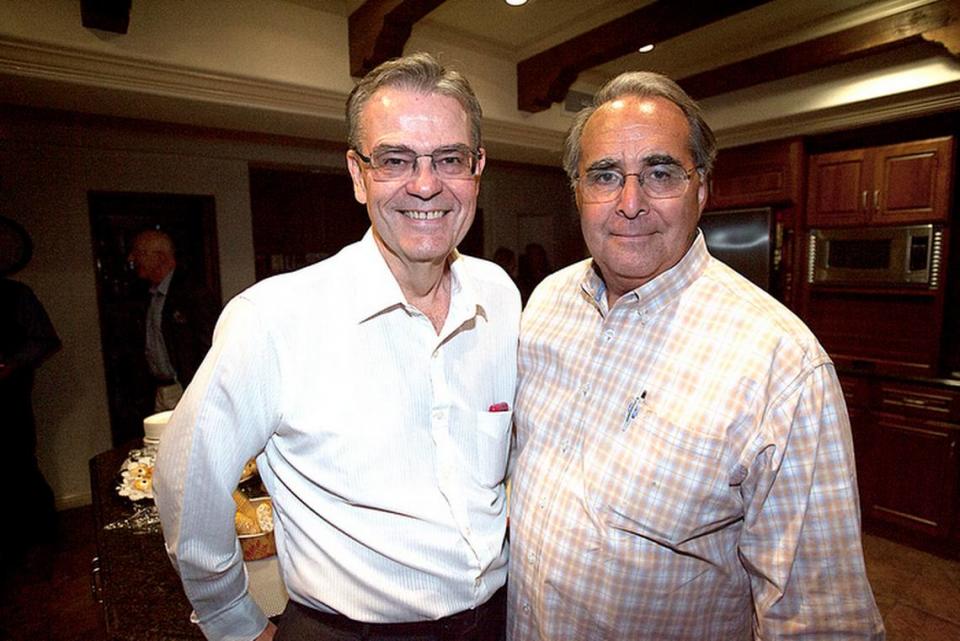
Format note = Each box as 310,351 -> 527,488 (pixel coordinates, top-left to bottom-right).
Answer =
578,164 -> 699,203
353,146 -> 481,182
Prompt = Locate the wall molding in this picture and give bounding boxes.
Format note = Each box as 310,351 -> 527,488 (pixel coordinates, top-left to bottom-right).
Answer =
2,36 -> 958,160
56,491 -> 92,511
0,36 -> 345,117
714,80 -> 960,148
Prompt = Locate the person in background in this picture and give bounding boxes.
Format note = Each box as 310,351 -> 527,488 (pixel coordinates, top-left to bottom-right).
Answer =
507,71 -> 884,640
154,52 -> 519,641
493,246 -> 519,283
127,229 -> 219,412
517,242 -> 550,305
0,251 -> 61,558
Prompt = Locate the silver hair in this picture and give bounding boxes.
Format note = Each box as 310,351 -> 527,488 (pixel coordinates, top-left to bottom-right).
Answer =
346,52 -> 483,151
562,71 -> 717,188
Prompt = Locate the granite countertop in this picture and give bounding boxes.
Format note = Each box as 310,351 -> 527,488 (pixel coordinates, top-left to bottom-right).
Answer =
90,445 -> 203,641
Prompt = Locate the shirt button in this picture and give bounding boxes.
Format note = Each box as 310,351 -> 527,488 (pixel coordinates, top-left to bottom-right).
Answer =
522,603 -> 531,615
560,440 -> 570,453
539,497 -> 546,509
603,329 -> 614,341
474,578 -> 482,588
527,551 -> 536,563
580,384 -> 590,397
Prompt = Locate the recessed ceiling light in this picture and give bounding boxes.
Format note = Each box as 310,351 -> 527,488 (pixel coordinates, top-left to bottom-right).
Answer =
505,0 -> 528,6
638,44 -> 655,53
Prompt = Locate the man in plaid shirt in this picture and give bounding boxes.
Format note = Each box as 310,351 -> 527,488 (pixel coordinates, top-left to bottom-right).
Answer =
507,71 -> 884,640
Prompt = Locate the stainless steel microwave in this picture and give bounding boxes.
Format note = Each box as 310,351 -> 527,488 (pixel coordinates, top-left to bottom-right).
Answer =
807,224 -> 943,289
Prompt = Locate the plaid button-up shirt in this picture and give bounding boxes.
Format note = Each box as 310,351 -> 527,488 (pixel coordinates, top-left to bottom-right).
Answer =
508,235 -> 884,641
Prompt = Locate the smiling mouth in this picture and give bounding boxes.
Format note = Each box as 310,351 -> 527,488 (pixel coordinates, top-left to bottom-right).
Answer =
612,230 -> 655,237
400,209 -> 447,220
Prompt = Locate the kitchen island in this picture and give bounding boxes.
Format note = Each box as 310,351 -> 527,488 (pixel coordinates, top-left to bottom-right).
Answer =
90,445 -> 202,640
89,445 -> 287,640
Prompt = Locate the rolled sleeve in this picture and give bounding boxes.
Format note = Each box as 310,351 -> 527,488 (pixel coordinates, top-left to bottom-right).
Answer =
155,297 -> 281,641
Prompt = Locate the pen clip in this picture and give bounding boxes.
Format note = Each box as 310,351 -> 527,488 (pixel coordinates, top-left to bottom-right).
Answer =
622,391 -> 647,431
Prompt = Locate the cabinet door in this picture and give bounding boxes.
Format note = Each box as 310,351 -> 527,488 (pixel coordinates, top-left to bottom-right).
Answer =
868,413 -> 957,538
709,139 -> 802,209
873,137 -> 954,224
806,149 -> 870,227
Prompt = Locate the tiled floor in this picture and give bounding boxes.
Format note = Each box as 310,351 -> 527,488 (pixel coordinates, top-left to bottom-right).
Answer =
0,507 -> 105,641
863,533 -> 960,640
0,507 -> 957,640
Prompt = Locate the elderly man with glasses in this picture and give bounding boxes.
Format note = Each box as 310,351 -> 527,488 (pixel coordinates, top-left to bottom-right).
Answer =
155,52 -> 519,641
506,72 -> 884,640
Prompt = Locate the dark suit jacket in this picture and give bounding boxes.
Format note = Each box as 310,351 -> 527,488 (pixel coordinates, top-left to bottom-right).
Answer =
155,268 -> 220,388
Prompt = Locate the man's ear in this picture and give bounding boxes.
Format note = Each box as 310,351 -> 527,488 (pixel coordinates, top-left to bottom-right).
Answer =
474,147 -> 487,178
346,150 -> 368,205
697,172 -> 708,212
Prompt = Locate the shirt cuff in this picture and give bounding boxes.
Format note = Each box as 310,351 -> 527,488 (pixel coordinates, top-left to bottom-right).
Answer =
194,591 -> 270,641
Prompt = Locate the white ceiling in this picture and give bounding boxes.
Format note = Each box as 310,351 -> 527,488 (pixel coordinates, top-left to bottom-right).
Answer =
343,0 -> 930,87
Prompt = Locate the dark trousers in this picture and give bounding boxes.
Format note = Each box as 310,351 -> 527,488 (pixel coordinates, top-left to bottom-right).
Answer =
274,587 -> 506,641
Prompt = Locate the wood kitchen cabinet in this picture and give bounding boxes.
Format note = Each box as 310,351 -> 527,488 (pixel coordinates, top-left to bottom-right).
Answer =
839,374 -> 873,508
840,376 -> 960,544
806,136 -> 954,227
869,411 -> 957,538
709,138 -> 803,209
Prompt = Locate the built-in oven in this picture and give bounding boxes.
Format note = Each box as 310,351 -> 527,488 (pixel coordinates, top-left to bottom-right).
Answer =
807,224 -> 943,289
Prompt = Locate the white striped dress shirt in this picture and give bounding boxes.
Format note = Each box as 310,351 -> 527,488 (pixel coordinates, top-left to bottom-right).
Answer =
155,229 -> 520,641
508,234 -> 884,640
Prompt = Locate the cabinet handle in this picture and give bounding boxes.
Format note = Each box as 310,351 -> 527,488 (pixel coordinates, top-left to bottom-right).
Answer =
874,190 -> 879,210
862,190 -> 868,211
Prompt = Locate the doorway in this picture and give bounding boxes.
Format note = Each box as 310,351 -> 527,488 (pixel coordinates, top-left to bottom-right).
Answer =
88,192 -> 220,446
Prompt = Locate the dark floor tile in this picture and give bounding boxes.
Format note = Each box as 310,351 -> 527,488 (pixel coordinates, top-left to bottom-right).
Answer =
0,506 -> 106,641
4,509 -> 960,641
900,554 -> 960,626
884,602 -> 960,641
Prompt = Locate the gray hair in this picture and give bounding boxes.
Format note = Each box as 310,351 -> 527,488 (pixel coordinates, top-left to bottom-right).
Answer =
346,52 -> 483,151
562,71 -> 717,188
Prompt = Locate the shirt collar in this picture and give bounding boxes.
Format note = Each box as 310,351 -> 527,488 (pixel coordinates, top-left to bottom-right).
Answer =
352,229 -> 480,328
580,230 -> 709,315
151,268 -> 175,296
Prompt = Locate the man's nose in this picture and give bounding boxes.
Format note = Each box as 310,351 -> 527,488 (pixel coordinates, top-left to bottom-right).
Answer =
406,157 -> 443,199
617,174 -> 646,220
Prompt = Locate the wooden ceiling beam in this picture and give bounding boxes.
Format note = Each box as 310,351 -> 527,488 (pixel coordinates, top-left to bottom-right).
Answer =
679,0 -> 960,100
516,0 -> 773,113
81,0 -> 131,34
922,0 -> 960,55
348,0 -> 448,78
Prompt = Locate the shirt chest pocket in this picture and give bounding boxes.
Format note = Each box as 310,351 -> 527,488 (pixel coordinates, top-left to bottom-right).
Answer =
474,410 -> 512,488
588,409 -> 737,547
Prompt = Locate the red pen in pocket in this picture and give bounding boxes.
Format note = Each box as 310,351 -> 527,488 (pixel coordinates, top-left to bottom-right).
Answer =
488,402 -> 510,412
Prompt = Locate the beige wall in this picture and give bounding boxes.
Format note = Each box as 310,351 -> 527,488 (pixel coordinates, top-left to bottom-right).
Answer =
1,113 -> 341,508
